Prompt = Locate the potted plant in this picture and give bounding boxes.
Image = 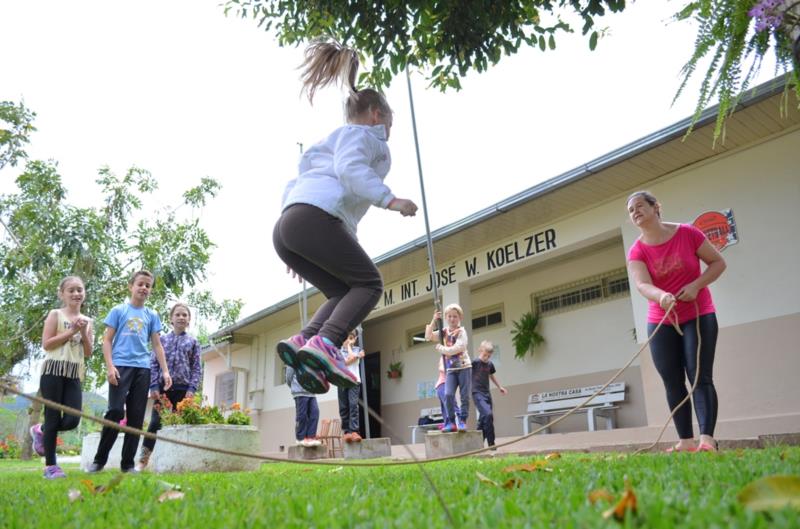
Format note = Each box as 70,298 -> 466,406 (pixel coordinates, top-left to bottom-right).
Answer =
387,361 -> 403,379
510,311 -> 545,360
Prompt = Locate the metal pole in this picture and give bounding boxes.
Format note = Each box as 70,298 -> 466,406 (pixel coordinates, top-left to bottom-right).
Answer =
405,67 -> 443,341
356,324 -> 370,439
297,142 -> 309,328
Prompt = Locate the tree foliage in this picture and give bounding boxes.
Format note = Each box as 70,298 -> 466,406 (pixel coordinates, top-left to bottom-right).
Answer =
225,0 -> 627,90
0,102 -> 242,387
674,0 -> 800,143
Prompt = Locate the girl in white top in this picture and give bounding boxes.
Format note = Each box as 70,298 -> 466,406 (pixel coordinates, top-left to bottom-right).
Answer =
31,275 -> 93,479
274,39 -> 418,393
425,304 -> 471,432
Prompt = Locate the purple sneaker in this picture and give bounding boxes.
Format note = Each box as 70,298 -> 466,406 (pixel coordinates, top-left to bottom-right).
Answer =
43,465 -> 66,479
295,364 -> 330,394
456,419 -> 467,431
276,334 -> 306,369
30,423 -> 44,456
297,336 -> 358,388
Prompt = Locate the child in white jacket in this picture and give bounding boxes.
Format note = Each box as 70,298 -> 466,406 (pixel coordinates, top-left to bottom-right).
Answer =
274,39 -> 418,393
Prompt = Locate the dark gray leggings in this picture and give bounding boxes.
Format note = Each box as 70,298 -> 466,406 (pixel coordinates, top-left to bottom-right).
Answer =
273,204 -> 383,346
647,313 -> 719,439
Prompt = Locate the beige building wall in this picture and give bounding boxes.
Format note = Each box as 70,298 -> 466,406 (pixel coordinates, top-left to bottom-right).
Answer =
202,127 -> 800,451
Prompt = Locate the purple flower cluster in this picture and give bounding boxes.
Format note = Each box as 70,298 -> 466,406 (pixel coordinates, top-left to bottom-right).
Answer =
748,0 -> 786,33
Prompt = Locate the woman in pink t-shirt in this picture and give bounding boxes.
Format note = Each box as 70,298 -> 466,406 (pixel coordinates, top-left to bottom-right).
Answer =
626,191 -> 726,453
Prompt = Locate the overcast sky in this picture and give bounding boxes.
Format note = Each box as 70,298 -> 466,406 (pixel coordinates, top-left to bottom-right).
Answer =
1,1 -> 776,336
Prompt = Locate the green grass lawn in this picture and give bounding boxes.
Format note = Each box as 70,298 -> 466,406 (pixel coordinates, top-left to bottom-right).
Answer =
1,447 -> 798,528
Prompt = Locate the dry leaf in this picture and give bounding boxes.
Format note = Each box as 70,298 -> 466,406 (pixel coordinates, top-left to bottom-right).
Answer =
545,452 -> 561,461
602,481 -> 637,521
81,479 -> 97,494
737,475 -> 800,512
502,478 -> 522,489
502,460 -> 551,473
158,490 -> 185,503
67,489 -> 83,503
588,489 -> 615,504
476,471 -> 499,487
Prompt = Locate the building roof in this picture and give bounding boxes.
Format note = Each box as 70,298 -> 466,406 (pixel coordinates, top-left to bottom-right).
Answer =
210,75 -> 798,340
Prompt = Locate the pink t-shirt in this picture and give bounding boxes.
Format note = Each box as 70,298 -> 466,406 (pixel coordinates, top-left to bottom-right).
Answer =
627,224 -> 716,324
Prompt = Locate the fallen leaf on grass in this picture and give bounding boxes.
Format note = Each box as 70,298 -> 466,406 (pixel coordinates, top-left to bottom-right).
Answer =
81,474 -> 125,496
545,452 -> 561,461
329,466 -> 344,473
737,475 -> 800,511
503,478 -> 522,489
156,480 -> 182,491
588,489 -> 615,504
476,471 -> 499,487
67,489 -> 83,503
602,481 -> 637,521
158,490 -> 185,503
502,460 -> 552,473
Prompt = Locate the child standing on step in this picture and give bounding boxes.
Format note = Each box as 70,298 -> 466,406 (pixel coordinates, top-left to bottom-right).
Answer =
425,304 -> 471,432
30,275 -> 93,479
286,366 -> 322,447
471,341 -> 507,448
339,330 -> 364,443
273,39 -> 417,392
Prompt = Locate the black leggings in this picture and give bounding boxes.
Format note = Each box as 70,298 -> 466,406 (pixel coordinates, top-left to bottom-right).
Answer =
273,204 -> 383,346
39,374 -> 82,466
647,313 -> 719,439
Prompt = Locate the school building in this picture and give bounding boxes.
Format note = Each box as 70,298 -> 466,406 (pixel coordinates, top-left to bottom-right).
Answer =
202,77 -> 800,453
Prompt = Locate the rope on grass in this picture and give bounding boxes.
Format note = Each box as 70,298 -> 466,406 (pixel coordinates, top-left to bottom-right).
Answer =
0,302 -> 691,470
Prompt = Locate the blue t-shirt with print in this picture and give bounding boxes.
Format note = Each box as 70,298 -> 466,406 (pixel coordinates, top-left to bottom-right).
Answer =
104,303 -> 162,368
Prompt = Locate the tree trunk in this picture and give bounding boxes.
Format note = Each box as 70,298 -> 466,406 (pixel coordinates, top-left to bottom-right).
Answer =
20,390 -> 42,460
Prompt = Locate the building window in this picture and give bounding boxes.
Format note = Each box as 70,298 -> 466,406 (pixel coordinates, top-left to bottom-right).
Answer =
471,305 -> 504,331
533,268 -> 630,316
215,371 -> 236,407
407,326 -> 427,349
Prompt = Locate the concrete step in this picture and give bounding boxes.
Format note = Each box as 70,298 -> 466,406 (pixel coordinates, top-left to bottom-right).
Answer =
287,444 -> 328,461
343,437 -> 392,460
425,430 -> 484,458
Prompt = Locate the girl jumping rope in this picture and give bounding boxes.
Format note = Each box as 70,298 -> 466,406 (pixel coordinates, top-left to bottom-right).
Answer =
274,39 -> 418,392
30,275 -> 93,479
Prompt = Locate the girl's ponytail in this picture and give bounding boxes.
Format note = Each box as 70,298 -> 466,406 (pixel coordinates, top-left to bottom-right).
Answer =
300,39 -> 359,104
299,38 -> 392,122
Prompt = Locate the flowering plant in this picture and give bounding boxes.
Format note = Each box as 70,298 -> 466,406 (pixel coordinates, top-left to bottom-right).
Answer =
0,434 -> 21,459
675,0 -> 800,143
157,394 -> 251,426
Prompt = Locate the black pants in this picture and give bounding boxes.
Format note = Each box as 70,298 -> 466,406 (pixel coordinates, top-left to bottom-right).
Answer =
39,374 -> 82,466
648,313 -> 719,439
93,366 -> 150,470
142,389 -> 187,451
473,391 -> 495,446
338,385 -> 360,434
273,204 -> 383,346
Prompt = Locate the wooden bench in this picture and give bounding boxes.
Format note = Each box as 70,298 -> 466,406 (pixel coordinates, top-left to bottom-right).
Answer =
514,382 -> 626,435
409,406 -> 443,444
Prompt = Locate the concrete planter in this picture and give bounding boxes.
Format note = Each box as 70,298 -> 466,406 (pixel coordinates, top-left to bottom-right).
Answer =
80,432 -> 122,471
150,424 -> 261,474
